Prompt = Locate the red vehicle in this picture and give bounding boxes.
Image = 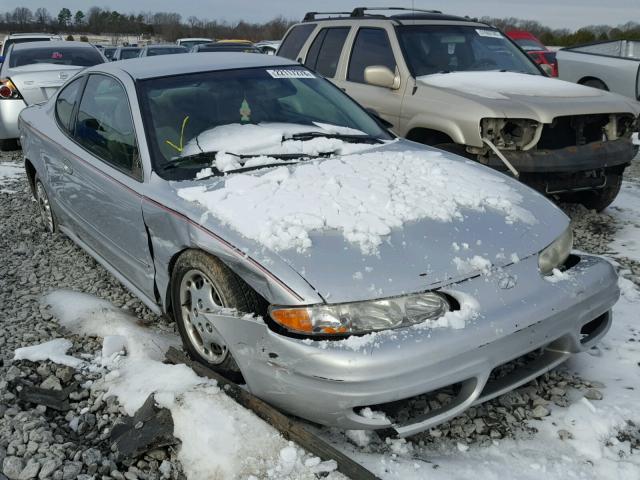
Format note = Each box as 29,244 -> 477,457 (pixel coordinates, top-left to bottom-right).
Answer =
506,30 -> 558,77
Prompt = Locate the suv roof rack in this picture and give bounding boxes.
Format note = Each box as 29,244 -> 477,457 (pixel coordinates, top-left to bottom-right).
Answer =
302,7 -> 474,24
351,7 -> 442,16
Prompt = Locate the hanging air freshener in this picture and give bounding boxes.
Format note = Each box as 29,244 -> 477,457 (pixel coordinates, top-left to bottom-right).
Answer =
239,98 -> 251,123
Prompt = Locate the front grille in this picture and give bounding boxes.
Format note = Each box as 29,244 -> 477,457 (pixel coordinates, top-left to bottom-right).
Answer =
538,114 -> 610,149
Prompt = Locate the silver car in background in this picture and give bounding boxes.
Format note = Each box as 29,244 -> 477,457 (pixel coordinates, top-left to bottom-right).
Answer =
0,41 -> 104,150
558,40 -> 640,100
18,54 -> 618,437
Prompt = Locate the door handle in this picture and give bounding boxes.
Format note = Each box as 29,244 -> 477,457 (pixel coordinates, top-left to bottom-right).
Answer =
62,158 -> 73,175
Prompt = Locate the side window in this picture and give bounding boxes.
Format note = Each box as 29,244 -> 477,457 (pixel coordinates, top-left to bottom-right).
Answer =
347,28 -> 397,83
55,77 -> 83,133
304,27 -> 349,78
74,75 -> 139,176
278,24 -> 317,60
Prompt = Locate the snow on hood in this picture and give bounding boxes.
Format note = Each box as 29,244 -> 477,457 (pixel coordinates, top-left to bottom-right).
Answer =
418,71 -> 604,100
178,148 -> 536,255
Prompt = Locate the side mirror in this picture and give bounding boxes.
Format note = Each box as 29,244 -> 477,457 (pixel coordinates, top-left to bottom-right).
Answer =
364,65 -> 400,90
539,63 -> 554,76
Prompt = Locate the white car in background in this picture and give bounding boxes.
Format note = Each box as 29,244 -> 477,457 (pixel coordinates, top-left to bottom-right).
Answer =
0,41 -> 104,150
1,33 -> 63,58
176,37 -> 213,50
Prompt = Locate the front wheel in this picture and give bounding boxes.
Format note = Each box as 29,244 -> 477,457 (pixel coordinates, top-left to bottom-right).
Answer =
574,172 -> 623,212
170,250 -> 266,383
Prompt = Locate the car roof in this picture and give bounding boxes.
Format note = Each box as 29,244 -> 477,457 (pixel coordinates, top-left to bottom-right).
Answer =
301,9 -> 484,26
91,52 -> 297,80
11,40 -> 97,51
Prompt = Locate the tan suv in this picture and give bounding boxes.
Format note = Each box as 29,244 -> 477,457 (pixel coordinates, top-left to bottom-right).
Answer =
278,7 -> 640,211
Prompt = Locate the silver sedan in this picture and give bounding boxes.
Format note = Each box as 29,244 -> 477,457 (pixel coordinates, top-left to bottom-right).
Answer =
0,41 -> 104,151
18,53 -> 618,437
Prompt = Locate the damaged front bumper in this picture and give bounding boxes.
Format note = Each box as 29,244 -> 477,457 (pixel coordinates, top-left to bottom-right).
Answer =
202,254 -> 618,437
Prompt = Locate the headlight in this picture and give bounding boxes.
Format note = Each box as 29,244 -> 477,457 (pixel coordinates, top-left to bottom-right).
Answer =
538,227 -> 573,275
270,292 -> 451,336
480,118 -> 540,150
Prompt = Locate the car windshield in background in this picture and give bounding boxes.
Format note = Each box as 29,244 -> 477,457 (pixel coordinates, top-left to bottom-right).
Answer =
180,40 -> 210,49
9,46 -> 104,68
138,66 -> 392,179
147,47 -> 188,56
397,25 -> 541,76
120,48 -> 140,59
197,45 -> 261,53
103,47 -> 116,58
513,38 -> 546,52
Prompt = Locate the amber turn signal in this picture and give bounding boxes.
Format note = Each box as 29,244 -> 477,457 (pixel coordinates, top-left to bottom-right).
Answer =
270,308 -> 313,334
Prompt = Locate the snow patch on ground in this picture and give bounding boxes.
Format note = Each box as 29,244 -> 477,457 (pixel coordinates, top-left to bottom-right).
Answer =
40,290 -> 341,480
179,150 -> 535,254
13,338 -> 83,368
606,180 -> 640,263
0,162 -> 23,193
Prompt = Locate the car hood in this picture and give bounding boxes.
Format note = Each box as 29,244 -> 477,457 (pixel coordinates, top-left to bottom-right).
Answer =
172,140 -> 569,304
416,71 -> 640,122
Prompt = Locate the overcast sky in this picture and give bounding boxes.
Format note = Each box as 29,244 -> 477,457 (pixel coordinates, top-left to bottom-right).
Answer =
1,0 -> 638,30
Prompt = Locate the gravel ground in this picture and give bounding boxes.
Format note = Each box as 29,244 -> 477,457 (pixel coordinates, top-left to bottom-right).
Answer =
0,149 -> 638,479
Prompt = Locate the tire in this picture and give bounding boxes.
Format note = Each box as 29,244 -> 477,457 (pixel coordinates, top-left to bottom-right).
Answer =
0,139 -> 19,151
575,172 -> 623,212
170,249 -> 267,382
34,175 -> 56,233
581,78 -> 608,91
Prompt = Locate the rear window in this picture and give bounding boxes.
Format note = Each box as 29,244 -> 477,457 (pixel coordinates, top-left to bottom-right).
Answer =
304,27 -> 349,78
120,49 -> 140,59
9,46 -> 104,68
277,24 -> 316,60
3,37 -> 52,55
147,47 -> 187,56
542,52 -> 557,63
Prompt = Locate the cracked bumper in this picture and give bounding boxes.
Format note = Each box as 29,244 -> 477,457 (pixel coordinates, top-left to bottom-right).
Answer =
206,254 -> 618,437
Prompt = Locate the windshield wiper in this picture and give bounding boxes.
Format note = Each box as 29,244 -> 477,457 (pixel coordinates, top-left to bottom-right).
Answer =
288,132 -> 383,144
160,151 -> 220,172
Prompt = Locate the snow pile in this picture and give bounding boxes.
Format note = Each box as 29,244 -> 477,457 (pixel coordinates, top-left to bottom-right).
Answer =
0,162 -> 23,193
14,338 -> 83,368
607,181 -> 640,263
180,122 -> 379,175
179,149 -> 535,254
453,255 -> 492,275
418,71 -> 603,99
41,290 -> 340,480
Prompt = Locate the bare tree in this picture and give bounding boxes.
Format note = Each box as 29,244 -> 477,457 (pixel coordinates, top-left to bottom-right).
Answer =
34,7 -> 51,28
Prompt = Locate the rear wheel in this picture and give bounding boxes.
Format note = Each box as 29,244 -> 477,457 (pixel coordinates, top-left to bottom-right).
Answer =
581,78 -> 608,91
170,250 -> 266,382
0,139 -> 19,151
34,176 -> 56,233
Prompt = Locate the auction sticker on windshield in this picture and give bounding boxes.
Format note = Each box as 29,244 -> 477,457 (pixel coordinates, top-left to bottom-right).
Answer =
267,69 -> 316,79
475,29 -> 504,38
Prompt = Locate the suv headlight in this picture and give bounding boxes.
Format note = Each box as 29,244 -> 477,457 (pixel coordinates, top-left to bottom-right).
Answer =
538,227 -> 573,275
270,292 -> 451,336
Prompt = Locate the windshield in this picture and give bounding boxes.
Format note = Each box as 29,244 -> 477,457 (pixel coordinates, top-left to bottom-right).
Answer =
138,66 -> 392,180
397,25 -> 541,76
120,48 -> 140,59
9,46 -> 104,68
147,47 -> 188,56
103,47 -> 116,59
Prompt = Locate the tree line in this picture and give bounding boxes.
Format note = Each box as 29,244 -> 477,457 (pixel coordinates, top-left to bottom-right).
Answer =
1,7 -> 640,45
1,7 -> 294,42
